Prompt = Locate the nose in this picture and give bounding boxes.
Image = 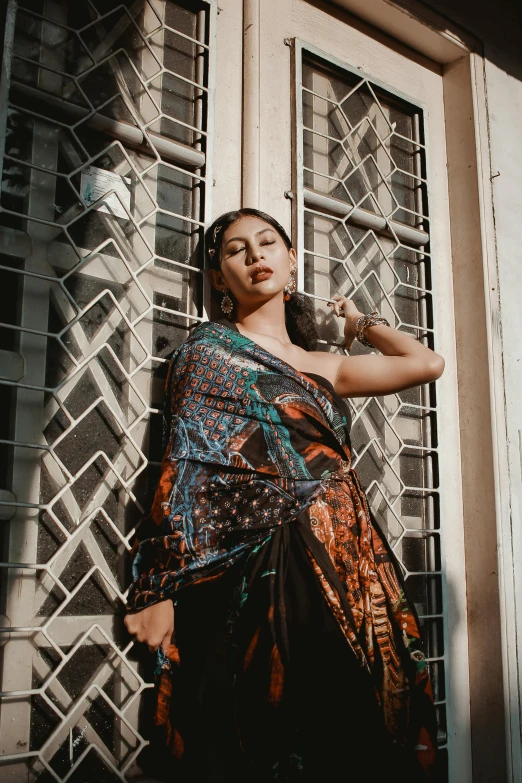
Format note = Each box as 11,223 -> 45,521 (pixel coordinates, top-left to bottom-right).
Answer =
245,243 -> 264,265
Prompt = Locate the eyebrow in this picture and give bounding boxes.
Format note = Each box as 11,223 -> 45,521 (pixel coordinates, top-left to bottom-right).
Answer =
223,227 -> 275,247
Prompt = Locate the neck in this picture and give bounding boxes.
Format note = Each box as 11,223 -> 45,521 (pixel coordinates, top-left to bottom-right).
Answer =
234,296 -> 291,344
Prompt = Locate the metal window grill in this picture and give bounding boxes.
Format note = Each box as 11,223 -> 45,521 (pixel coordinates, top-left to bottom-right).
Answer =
0,0 -> 214,779
295,45 -> 448,778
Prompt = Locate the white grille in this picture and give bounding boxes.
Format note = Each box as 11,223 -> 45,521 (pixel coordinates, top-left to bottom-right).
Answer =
0,0 -> 214,779
295,46 -> 448,773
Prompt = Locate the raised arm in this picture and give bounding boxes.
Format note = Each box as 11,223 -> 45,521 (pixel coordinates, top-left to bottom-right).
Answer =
311,295 -> 444,398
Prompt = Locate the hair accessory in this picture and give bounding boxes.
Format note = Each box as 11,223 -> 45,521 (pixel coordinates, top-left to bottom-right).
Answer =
213,224 -> 222,244
220,289 -> 234,317
284,270 -> 297,301
355,312 -> 390,348
208,248 -> 215,258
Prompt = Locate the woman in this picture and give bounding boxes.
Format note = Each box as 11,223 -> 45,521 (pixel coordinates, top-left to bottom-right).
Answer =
125,208 -> 444,782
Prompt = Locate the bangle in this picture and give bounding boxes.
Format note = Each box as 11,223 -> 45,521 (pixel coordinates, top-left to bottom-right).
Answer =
355,312 -> 390,348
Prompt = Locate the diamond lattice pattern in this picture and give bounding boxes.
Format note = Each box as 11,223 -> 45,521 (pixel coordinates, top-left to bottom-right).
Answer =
0,1 -> 210,778
301,58 -> 446,749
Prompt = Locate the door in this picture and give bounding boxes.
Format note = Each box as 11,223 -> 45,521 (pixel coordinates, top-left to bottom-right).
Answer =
212,1 -> 470,780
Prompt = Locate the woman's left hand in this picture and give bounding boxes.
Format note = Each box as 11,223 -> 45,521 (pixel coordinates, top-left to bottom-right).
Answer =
321,293 -> 444,397
328,295 -> 364,351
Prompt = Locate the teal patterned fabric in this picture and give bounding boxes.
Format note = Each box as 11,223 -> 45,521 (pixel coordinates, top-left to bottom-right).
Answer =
125,320 -> 438,779
127,320 -> 353,608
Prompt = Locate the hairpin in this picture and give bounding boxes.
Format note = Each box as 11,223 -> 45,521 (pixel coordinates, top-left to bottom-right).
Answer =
213,224 -> 222,244
208,248 -> 215,257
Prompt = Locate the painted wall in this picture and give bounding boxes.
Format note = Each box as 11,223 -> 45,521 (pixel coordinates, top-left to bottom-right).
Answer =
407,2 -> 522,781
486,40 -> 522,783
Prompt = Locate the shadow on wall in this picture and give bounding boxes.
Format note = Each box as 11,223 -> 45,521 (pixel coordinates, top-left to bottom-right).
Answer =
396,0 -> 522,81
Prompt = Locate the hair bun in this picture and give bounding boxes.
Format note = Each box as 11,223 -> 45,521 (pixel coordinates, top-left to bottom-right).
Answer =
285,292 -> 319,351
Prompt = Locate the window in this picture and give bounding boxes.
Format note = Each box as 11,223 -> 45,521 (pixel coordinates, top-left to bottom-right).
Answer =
296,44 -> 447,770
0,0 -> 214,777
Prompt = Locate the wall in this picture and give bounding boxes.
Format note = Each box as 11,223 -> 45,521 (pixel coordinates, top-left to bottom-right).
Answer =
330,0 -> 522,777
407,1 -> 522,781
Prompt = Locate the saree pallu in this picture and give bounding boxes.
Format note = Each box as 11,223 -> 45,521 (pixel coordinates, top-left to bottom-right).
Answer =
126,321 -> 438,781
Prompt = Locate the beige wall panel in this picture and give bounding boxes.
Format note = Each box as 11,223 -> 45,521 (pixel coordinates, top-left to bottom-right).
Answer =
481,55 -> 522,783
292,0 -> 441,91
442,53 -> 506,782
257,0 -> 294,230
212,0 -> 243,217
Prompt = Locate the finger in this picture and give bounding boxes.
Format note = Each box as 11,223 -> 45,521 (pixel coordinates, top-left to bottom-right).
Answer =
161,629 -> 173,654
146,635 -> 163,653
332,295 -> 348,313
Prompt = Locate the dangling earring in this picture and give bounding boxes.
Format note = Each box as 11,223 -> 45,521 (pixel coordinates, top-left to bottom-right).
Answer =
221,288 -> 234,316
284,270 -> 297,301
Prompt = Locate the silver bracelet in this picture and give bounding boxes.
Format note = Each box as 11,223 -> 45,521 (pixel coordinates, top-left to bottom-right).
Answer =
355,312 -> 390,348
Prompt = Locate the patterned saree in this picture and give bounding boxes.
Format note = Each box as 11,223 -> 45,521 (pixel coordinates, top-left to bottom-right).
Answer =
127,320 -> 438,782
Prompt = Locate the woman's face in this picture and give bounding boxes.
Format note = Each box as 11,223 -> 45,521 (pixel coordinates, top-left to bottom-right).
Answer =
209,215 -> 296,307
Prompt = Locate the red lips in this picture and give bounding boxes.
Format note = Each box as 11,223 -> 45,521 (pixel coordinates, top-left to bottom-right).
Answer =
249,265 -> 273,280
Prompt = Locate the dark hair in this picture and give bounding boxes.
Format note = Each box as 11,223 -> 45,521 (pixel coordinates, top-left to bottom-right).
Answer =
204,208 -> 319,351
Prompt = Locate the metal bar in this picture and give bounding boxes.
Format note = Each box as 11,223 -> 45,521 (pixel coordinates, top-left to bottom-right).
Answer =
67,0 -> 145,83
145,22 -> 211,51
0,0 -> 63,767
294,40 -> 305,293
304,187 -> 430,246
191,7 -> 205,278
10,82 -> 206,168
0,490 -> 16,520
413,111 -> 441,711
202,0 -> 217,321
0,0 -> 16,186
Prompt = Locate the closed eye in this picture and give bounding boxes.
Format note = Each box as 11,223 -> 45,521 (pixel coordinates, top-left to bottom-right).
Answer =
228,239 -> 274,256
